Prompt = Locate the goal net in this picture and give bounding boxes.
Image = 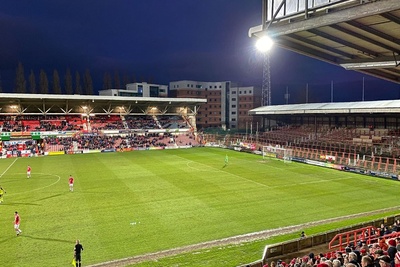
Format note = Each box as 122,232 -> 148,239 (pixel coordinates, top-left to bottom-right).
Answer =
262,146 -> 293,163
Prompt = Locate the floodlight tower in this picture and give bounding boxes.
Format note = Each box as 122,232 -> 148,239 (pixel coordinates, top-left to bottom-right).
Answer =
262,53 -> 271,106
256,36 -> 273,106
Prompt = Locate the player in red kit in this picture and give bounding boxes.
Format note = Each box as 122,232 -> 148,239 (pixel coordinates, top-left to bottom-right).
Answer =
27,165 -> 31,178
69,175 -> 74,192
14,211 -> 22,236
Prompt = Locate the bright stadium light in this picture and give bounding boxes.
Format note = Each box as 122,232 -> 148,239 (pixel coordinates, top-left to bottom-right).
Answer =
256,36 -> 274,53
340,61 -> 398,70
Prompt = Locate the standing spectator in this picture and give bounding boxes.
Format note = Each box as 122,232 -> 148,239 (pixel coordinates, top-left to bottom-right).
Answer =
0,185 -> 6,203
396,238 -> 400,251
14,211 -> 22,236
379,256 -> 392,267
374,250 -> 384,267
394,252 -> 400,267
388,239 -> 397,267
300,231 -> 307,239
362,255 -> 375,267
69,175 -> 74,192
379,237 -> 389,251
74,239 -> 84,267
27,165 -> 31,178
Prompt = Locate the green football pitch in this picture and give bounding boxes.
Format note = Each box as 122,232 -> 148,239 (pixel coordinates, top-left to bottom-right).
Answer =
0,147 -> 399,267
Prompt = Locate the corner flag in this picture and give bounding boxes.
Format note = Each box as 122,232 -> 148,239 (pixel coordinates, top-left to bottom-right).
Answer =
72,258 -> 76,266
225,154 -> 229,165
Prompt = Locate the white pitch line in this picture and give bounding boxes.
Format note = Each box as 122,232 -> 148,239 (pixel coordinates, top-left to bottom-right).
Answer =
0,157 -> 18,179
175,155 -> 270,188
7,173 -> 61,196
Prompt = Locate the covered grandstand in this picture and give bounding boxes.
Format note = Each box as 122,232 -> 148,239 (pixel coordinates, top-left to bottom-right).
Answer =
0,93 -> 206,156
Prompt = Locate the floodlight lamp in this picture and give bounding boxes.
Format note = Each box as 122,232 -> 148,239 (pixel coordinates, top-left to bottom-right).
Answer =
256,36 -> 273,53
340,61 -> 398,70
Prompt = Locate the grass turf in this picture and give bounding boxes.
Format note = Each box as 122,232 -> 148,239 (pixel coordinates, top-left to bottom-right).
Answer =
0,147 -> 399,266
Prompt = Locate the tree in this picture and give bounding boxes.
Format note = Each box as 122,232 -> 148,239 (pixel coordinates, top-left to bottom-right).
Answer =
15,62 -> 26,93
39,69 -> 49,94
114,70 -> 121,88
103,71 -> 112,89
83,69 -> 93,95
29,70 -> 36,94
0,74 -> 3,93
53,69 -> 62,94
123,72 -> 130,87
75,71 -> 82,95
65,68 -> 73,95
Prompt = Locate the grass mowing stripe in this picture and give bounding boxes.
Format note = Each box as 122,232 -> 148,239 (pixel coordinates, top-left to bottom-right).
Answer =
1,148 -> 400,267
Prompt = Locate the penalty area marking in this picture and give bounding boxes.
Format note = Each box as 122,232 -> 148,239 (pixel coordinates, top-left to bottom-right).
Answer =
5,172 -> 61,196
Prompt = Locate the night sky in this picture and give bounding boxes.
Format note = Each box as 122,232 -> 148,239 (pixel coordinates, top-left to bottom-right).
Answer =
0,0 -> 399,104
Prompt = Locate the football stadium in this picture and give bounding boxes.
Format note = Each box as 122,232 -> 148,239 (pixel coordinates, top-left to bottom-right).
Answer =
1,1 -> 400,267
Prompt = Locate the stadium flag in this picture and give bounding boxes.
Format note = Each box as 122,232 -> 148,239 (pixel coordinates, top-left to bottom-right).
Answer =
71,258 -> 76,266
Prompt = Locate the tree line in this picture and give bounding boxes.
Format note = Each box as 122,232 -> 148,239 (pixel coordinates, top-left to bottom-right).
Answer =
12,62 -> 151,95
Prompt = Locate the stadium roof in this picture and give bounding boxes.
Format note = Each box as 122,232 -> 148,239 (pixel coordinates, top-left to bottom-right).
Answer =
248,99 -> 400,115
249,0 -> 400,84
0,93 -> 206,116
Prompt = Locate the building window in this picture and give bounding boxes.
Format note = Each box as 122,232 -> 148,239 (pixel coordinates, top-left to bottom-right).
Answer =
232,91 -> 236,94
231,111 -> 236,115
232,118 -> 236,121
232,105 -> 236,108
249,90 -> 252,94
232,98 -> 236,101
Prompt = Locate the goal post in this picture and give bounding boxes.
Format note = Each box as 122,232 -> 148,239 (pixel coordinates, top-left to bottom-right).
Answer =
262,146 -> 293,163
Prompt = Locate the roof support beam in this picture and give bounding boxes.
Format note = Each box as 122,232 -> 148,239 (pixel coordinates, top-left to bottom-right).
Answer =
345,20 -> 400,44
329,24 -> 400,54
287,33 -> 354,59
307,28 -> 380,58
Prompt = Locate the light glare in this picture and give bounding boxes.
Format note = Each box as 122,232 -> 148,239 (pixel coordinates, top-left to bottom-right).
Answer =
256,36 -> 273,52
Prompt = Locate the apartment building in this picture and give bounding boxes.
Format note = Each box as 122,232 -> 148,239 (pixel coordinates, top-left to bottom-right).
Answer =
169,80 -> 261,130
